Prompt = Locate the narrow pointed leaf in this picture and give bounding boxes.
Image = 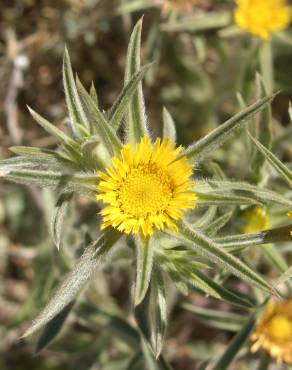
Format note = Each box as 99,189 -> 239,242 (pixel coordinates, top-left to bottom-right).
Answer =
249,135 -> 292,188
204,211 -> 233,236
135,236 -> 154,306
150,268 -> 167,358
182,304 -> 247,332
275,265 -> 292,287
125,19 -> 148,145
211,313 -> 257,370
27,107 -> 77,147
177,221 -> 273,293
76,78 -> 122,156
0,168 -> 97,196
22,230 -> 121,337
109,63 -> 153,130
180,94 -> 276,162
162,107 -> 177,142
196,192 -> 259,206
35,301 -> 74,354
51,192 -> 73,250
90,81 -> 98,105
196,180 -> 292,207
9,146 -> 66,160
216,225 -> 292,252
187,267 -> 254,308
63,48 -> 89,133
161,11 -> 231,33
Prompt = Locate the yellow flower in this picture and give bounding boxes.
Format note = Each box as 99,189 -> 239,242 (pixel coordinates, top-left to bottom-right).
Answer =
243,206 -> 269,234
96,136 -> 196,237
288,211 -> 292,235
251,299 -> 292,364
234,0 -> 291,40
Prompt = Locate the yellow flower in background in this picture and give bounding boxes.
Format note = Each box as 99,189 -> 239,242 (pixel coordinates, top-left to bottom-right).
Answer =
251,299 -> 292,364
243,206 -> 269,234
234,0 -> 291,40
97,136 -> 196,237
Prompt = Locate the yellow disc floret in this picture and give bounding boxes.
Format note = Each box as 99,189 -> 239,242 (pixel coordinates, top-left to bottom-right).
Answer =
234,0 -> 291,40
251,299 -> 292,364
97,136 -> 196,237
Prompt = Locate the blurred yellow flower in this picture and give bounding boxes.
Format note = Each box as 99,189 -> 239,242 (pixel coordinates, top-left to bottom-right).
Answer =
251,299 -> 292,364
234,0 -> 291,40
243,206 -> 269,233
97,136 -> 196,237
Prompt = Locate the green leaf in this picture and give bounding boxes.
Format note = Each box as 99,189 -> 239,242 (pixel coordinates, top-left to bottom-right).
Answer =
211,312 -> 257,370
51,192 -> 73,250
185,267 -> 254,308
259,42 -> 273,95
27,106 -> 77,148
63,47 -> 89,134
78,304 -> 140,348
196,179 -> 292,207
0,155 -> 66,171
140,337 -> 174,370
249,134 -> 292,188
109,63 -> 153,131
135,266 -> 167,357
150,268 -> 167,357
182,304 -> 247,332
90,81 -> 98,105
176,221 -> 273,294
250,74 -> 272,179
275,265 -> 292,287
0,168 -> 97,196
161,11 -> 232,33
135,236 -> 154,306
216,225 -> 292,253
22,230 -> 121,337
180,94 -> 276,163
125,18 -> 149,145
192,206 -> 217,229
196,192 -> 259,206
204,211 -> 233,236
9,146 -> 69,161
34,301 -> 74,354
162,107 -> 177,142
76,77 -> 122,156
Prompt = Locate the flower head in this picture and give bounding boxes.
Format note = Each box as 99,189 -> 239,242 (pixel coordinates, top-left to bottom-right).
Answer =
251,299 -> 292,364
97,136 -> 196,237
234,0 -> 291,40
243,206 -> 269,234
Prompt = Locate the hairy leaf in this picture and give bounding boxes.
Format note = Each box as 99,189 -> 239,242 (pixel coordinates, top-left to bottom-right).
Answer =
177,221 -> 273,293
180,94 -> 276,162
135,236 -> 154,306
125,18 -> 148,145
22,230 -> 121,337
162,107 -> 177,142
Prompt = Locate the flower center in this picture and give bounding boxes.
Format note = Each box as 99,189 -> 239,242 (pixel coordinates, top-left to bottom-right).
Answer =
267,315 -> 292,342
117,164 -> 173,218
